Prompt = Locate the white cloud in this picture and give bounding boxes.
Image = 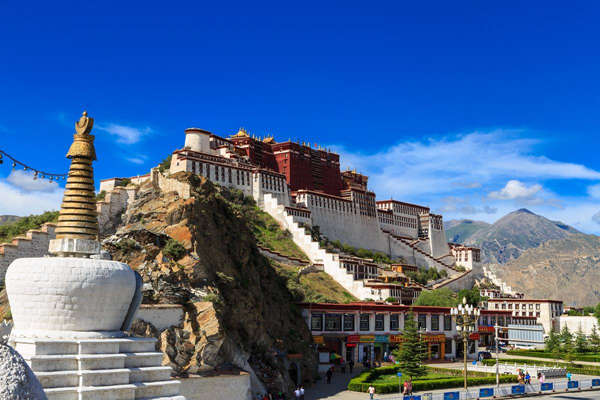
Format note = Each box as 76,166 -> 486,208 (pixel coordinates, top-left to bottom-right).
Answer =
96,123 -> 153,144
488,180 -> 542,200
126,157 -> 146,165
334,131 -> 600,202
5,170 -> 60,192
0,180 -> 62,215
587,184 -> 600,199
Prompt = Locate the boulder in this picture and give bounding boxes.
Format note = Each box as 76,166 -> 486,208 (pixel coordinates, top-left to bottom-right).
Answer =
0,343 -> 47,400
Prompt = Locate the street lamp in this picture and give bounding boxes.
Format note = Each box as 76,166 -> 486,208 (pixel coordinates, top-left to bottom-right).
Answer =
451,297 -> 480,390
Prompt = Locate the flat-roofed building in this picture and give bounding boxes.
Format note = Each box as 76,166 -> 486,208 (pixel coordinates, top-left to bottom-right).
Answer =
486,298 -> 563,335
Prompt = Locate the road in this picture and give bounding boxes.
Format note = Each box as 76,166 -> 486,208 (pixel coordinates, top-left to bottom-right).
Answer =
529,391 -> 600,399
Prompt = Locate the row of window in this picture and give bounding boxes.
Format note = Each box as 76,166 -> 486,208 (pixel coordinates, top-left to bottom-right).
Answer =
377,213 -> 419,229
311,313 -> 453,332
378,202 -> 429,217
494,303 -> 541,311
191,161 -> 252,187
306,194 -> 354,213
261,174 -> 285,192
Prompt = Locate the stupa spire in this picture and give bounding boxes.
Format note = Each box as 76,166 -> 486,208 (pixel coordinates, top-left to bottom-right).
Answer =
54,111 -> 99,241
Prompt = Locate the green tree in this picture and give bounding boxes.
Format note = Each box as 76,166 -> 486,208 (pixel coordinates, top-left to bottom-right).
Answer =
595,303 -> 600,324
589,325 -> 600,353
545,329 -> 560,354
559,326 -> 573,352
158,154 -> 172,173
414,288 -> 456,307
457,288 -> 483,306
574,327 -> 588,353
392,312 -> 426,379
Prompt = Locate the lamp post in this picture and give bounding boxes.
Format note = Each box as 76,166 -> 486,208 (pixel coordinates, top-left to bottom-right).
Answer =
451,297 -> 480,391
494,322 -> 499,388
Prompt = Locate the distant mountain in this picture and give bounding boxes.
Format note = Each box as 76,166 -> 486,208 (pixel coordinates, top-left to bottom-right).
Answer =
496,233 -> 600,306
445,219 -> 490,243
0,215 -> 20,226
462,209 -> 579,263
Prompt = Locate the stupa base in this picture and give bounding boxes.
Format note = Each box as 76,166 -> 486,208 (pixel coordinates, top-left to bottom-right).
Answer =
13,335 -> 185,400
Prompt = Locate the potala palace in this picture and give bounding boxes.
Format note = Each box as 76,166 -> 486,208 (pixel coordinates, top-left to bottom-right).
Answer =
98,127 -> 483,300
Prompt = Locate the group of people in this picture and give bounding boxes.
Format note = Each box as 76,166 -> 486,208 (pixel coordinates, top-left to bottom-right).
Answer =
517,370 -> 546,385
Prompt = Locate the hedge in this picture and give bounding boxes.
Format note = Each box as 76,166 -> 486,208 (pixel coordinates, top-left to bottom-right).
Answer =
507,350 -> 600,363
482,358 -> 600,376
347,366 -> 517,393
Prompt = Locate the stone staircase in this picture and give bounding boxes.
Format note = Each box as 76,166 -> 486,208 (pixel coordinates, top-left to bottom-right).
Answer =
391,235 -> 457,272
12,336 -> 184,400
0,222 -> 57,286
482,265 -> 515,295
261,193 -> 377,300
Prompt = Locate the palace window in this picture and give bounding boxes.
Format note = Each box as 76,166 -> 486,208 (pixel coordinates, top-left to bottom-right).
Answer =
311,313 -> 323,331
491,316 -> 496,325
343,314 -> 355,331
390,314 -> 400,331
375,314 -> 385,331
445,339 -> 453,354
515,304 -> 519,310
529,304 -> 533,310
359,314 -> 370,331
431,315 -> 440,331
324,314 -> 342,331
536,304 -> 540,310
444,315 -> 452,331
417,314 -> 427,331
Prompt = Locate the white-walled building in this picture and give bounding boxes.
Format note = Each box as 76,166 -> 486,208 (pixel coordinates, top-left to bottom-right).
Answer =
486,298 -> 563,335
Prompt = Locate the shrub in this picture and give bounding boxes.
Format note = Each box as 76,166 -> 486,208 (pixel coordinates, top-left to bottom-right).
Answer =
347,366 -> 516,393
482,357 -> 600,376
163,239 -> 186,260
96,190 -> 106,201
158,154 -> 172,173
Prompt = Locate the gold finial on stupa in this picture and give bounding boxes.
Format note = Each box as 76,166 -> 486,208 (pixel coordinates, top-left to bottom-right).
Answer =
55,111 -> 99,241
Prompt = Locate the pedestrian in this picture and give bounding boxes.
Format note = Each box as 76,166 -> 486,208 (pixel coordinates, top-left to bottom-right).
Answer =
294,387 -> 301,400
341,360 -> 346,374
407,378 -> 413,395
349,359 -> 354,374
262,394 -> 269,400
539,373 -> 545,384
567,371 -> 572,382
326,367 -> 333,384
300,386 -> 305,400
525,371 -> 531,384
368,384 -> 375,400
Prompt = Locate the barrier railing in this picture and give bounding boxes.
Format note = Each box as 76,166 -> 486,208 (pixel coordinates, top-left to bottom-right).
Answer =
376,378 -> 600,400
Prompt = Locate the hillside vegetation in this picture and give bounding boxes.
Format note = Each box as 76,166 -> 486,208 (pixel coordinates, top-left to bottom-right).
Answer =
0,211 -> 58,243
273,262 -> 356,304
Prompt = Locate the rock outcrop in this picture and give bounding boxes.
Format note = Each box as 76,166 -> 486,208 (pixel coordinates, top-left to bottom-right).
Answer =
104,173 -> 317,395
0,344 -> 47,400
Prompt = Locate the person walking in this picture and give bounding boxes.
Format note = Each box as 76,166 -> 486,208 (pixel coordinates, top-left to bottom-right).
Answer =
539,373 -> 545,384
368,385 -> 375,400
341,360 -> 346,374
299,386 -> 305,400
326,367 -> 333,384
567,371 -> 572,382
294,387 -> 301,400
348,359 -> 354,374
525,371 -> 531,385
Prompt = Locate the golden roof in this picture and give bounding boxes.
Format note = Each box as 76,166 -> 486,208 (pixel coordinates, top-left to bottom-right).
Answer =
233,128 -> 249,138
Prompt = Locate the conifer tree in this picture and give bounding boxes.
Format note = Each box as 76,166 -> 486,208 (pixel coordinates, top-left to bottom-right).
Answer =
545,329 -> 560,354
575,327 -> 588,353
559,326 -> 573,352
589,326 -> 600,353
393,311 -> 426,379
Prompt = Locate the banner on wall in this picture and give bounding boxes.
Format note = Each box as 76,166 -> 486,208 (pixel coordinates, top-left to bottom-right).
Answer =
312,336 -> 324,344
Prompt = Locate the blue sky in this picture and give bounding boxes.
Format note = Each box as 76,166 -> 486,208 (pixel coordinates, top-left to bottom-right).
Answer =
1,1 -> 600,232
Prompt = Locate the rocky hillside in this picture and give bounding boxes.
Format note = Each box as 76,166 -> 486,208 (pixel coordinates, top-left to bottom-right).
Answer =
445,219 -> 490,243
102,173 -> 319,394
453,209 -> 578,263
495,234 -> 600,306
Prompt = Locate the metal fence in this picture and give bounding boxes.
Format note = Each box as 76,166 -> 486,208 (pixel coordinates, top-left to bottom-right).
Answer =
468,362 -> 566,378
377,378 -> 600,400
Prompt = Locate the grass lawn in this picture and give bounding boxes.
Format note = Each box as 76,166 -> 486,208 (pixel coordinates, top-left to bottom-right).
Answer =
371,372 -> 451,385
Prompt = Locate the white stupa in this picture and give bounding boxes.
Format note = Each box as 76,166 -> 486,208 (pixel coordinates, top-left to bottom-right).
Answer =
5,111 -> 185,400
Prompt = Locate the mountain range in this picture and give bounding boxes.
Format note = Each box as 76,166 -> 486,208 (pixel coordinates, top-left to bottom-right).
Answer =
0,215 -> 20,226
446,209 -> 600,305
445,209 -> 579,263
